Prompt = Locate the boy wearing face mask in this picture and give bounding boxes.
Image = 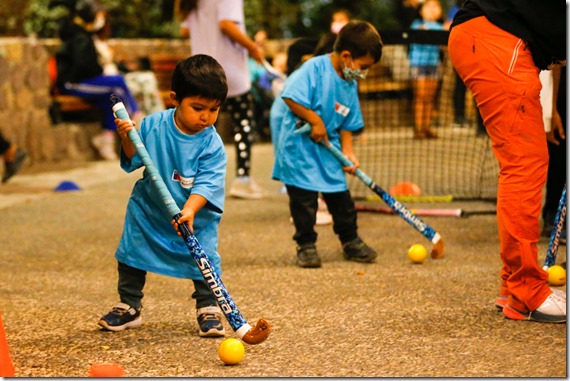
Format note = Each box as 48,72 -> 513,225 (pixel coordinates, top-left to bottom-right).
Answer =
270,20 -> 383,268
51,0 -> 141,160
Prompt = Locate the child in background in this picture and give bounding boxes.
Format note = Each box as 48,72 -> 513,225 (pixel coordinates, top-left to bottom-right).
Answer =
51,0 -> 142,160
270,21 -> 383,268
98,55 -> 229,338
408,0 -> 444,139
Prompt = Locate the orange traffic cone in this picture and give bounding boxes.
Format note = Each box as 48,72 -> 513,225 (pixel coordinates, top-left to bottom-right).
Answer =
0,311 -> 15,377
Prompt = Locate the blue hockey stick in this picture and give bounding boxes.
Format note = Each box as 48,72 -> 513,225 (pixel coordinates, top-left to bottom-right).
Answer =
544,185 -> 566,270
295,123 -> 444,259
111,95 -> 270,344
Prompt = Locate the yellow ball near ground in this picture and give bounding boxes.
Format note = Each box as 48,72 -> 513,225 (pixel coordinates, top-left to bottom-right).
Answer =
218,338 -> 245,365
547,265 -> 566,286
408,244 -> 427,264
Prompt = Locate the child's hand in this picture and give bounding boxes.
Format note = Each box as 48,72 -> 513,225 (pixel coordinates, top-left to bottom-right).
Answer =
310,121 -> 329,145
171,208 -> 196,236
342,151 -> 360,174
115,118 -> 136,141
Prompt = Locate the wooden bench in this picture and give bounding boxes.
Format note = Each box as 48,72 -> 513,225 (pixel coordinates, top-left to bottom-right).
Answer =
49,53 -> 187,123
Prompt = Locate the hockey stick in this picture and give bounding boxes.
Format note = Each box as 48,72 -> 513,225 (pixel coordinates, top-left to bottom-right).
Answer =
544,185 -> 567,270
111,95 -> 270,344
355,204 -> 497,218
295,123 -> 444,259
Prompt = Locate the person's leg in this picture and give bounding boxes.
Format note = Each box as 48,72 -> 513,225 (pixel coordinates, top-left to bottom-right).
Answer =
117,261 -> 146,308
286,185 -> 319,245
286,185 -> 321,268
98,261 -> 145,331
322,190 -> 377,263
65,75 -> 141,160
449,17 -> 554,316
226,92 -> 266,199
192,279 -> 225,337
321,190 -> 357,244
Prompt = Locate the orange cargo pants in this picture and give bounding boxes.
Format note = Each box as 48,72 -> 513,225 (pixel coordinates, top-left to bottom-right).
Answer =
449,16 -> 551,313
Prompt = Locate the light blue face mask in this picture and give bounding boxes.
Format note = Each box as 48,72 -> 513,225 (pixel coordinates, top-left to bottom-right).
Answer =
342,58 -> 368,81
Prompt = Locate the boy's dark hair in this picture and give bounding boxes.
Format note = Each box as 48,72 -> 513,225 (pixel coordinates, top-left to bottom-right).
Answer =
333,20 -> 383,63
171,54 -> 228,105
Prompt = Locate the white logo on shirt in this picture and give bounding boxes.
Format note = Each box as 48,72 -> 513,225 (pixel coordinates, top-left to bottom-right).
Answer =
335,102 -> 350,116
172,170 -> 195,189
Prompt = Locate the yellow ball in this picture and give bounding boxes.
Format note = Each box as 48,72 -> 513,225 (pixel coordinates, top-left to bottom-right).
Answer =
218,338 -> 245,365
547,265 -> 566,286
408,244 -> 427,264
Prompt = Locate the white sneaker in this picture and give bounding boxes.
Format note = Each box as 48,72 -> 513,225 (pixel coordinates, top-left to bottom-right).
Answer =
534,292 -> 566,319
503,291 -> 566,323
92,133 -> 118,161
228,176 -> 266,199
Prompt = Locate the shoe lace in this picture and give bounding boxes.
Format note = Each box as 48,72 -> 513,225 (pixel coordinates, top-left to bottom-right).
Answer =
200,312 -> 220,321
110,307 -> 129,316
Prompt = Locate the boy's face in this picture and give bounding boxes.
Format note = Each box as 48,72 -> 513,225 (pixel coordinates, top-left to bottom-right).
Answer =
340,51 -> 376,80
171,94 -> 222,135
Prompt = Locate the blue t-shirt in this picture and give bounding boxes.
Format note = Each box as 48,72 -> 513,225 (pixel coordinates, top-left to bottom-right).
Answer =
270,54 -> 364,193
116,108 -> 227,280
408,20 -> 444,67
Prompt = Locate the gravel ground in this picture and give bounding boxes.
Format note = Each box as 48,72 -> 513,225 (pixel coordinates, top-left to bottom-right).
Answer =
0,143 -> 566,377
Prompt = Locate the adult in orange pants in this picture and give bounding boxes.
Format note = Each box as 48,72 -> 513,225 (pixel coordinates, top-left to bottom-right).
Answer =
448,0 -> 566,323
0,311 -> 15,377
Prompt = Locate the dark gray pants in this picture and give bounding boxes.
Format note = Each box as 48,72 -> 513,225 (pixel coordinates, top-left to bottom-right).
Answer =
286,185 -> 358,246
117,261 -> 217,309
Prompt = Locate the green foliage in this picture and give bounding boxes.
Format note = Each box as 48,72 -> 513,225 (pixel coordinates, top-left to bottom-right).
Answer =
14,0 -> 403,39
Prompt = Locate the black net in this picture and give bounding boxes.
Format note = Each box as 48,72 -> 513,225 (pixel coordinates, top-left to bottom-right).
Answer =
349,30 -> 498,201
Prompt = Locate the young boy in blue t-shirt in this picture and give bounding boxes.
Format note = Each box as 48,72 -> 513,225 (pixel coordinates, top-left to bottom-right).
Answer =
98,55 -> 229,337
270,20 -> 383,268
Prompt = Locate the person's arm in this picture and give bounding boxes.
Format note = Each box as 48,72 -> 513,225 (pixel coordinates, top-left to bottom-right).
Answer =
339,130 -> 359,173
218,20 -> 263,63
547,65 -> 565,145
115,118 -> 137,159
173,194 -> 208,234
283,98 -> 328,145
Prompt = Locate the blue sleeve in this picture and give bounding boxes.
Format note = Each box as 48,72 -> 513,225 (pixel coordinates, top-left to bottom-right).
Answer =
279,62 -> 315,110
190,138 -> 226,213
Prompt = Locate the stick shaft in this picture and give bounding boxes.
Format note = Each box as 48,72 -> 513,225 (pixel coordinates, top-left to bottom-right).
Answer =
544,185 -> 567,270
112,101 -> 251,335
296,123 -> 441,245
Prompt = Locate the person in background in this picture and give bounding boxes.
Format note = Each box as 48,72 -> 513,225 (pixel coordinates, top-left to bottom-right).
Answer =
313,9 -> 351,56
286,9 -> 351,76
270,21 -> 383,268
0,133 -> 27,184
180,0 -> 267,199
50,0 -> 142,161
94,12 -> 165,115
449,0 -> 566,323
408,0 -> 444,139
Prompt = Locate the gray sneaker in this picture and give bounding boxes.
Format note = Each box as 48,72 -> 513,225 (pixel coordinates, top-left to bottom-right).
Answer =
197,306 -> 226,337
296,243 -> 321,268
342,237 -> 377,263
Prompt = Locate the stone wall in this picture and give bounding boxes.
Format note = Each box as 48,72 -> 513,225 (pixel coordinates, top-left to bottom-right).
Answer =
0,38 -> 190,167
0,37 -> 291,168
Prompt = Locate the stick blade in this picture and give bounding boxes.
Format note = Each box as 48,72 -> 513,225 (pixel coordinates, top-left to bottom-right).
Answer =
241,319 -> 271,345
430,239 -> 445,259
